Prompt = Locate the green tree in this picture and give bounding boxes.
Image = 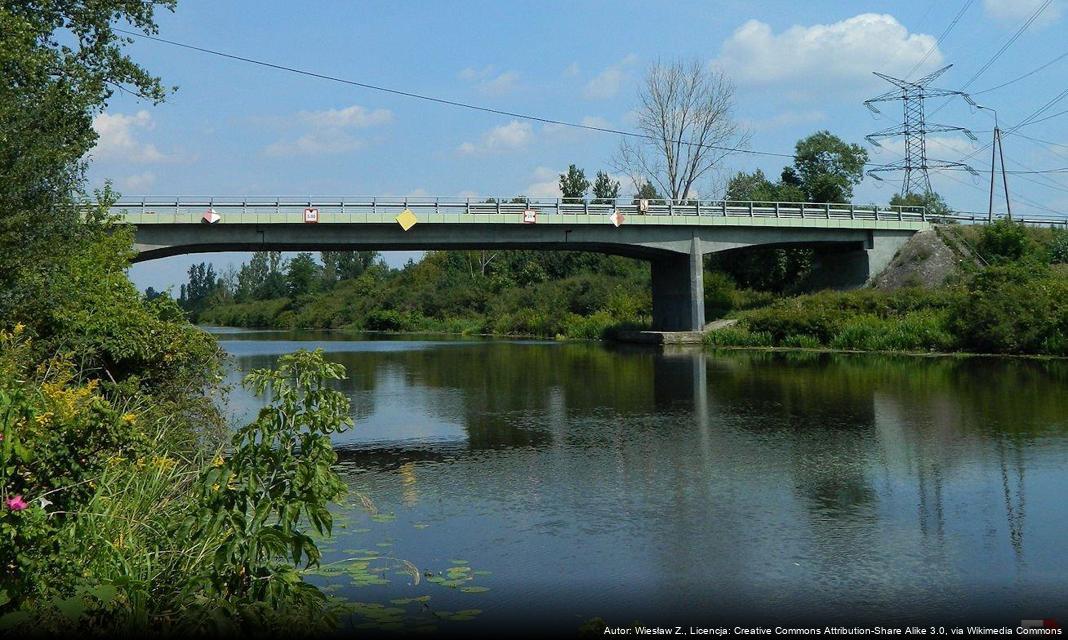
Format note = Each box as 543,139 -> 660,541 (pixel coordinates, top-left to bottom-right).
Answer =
559,164 -> 590,201
725,169 -> 778,201
286,253 -> 319,297
890,191 -> 951,218
633,180 -> 661,204
792,131 -> 868,203
592,171 -> 621,204
0,1 -> 175,321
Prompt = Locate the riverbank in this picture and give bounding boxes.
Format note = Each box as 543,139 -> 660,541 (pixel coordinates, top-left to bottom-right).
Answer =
189,221 -> 1068,357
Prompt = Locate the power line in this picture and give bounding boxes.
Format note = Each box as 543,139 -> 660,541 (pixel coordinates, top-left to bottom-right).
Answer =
906,0 -> 975,79
115,28 -> 808,163
958,0 -> 1053,91
928,0 -> 1054,118
973,49 -> 1068,95
1012,105 -> 1068,128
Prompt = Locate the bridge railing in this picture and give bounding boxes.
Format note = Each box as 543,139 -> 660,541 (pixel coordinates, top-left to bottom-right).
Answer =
104,196 -> 1068,227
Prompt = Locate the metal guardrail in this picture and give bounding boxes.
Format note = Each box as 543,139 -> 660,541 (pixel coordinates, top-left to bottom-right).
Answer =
104,196 -> 1068,227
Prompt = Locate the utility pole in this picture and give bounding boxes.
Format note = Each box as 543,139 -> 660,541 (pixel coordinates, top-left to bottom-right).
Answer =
864,64 -> 978,195
976,105 -> 1012,222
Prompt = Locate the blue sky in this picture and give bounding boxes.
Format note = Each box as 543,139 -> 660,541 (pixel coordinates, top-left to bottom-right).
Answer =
88,0 -> 1068,291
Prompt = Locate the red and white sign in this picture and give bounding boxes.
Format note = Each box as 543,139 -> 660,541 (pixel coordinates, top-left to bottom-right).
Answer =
201,208 -> 221,224
610,209 -> 624,227
523,208 -> 538,224
304,207 -> 319,224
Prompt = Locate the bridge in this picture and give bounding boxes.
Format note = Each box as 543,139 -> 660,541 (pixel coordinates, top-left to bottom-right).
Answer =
112,196 -> 1048,332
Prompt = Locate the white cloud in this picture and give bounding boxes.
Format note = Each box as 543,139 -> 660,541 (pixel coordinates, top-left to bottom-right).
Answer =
459,66 -> 520,95
525,167 -> 562,198
583,54 -> 638,100
713,14 -> 941,99
983,0 -> 1062,27
296,105 -> 392,128
264,132 -> 365,157
262,104 -> 391,157
457,120 -> 533,155
119,171 -> 156,192
92,110 -> 171,163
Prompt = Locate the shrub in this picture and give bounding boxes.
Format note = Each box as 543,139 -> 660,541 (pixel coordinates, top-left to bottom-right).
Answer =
704,271 -> 736,320
976,219 -> 1034,263
704,325 -> 775,347
948,265 -> 1068,354
1050,229 -> 1068,264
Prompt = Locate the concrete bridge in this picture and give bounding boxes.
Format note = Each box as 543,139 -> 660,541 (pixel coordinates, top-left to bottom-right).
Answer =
116,196 -> 937,332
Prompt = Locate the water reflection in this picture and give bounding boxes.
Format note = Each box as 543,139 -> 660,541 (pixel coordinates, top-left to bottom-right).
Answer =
218,332 -> 1068,626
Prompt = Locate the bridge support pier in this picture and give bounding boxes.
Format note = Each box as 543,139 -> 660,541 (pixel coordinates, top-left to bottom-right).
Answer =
651,237 -> 705,332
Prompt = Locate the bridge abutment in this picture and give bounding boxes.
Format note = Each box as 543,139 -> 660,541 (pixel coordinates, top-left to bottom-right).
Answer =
651,237 -> 705,332
807,230 -> 915,290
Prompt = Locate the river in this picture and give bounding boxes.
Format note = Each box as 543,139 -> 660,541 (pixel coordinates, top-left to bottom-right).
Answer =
214,328 -> 1068,633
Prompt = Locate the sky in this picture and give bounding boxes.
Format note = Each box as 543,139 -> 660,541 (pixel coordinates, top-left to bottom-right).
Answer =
85,0 -> 1068,292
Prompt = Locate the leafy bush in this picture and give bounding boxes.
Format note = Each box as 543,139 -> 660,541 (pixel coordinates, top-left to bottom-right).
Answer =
704,325 -> 775,347
1050,229 -> 1068,264
704,271 -> 735,320
0,349 -> 353,633
976,219 -> 1035,263
948,264 -> 1068,355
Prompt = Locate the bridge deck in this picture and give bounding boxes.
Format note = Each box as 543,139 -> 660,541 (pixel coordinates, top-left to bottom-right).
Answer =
111,197 -> 938,229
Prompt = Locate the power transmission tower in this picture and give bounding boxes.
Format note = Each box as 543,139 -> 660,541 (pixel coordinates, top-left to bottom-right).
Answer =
864,64 -> 979,195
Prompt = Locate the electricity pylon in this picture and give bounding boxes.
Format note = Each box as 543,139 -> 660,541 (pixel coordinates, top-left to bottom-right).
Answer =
864,65 -> 978,195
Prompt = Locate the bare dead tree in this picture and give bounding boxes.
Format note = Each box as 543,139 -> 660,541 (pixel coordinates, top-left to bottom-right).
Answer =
614,59 -> 749,201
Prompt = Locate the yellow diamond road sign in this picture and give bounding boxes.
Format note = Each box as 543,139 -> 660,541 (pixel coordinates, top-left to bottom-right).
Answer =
396,208 -> 418,231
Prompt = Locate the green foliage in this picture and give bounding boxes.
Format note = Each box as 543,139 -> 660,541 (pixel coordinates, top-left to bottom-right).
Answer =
634,181 -> 661,202
890,191 -> 951,218
188,351 -> 350,613
703,271 -> 736,320
1050,229 -> 1068,264
559,164 -> 590,200
592,171 -> 621,203
200,250 -> 652,340
708,247 -> 814,293
949,264 -> 1068,355
0,1 -> 175,313
976,219 -> 1035,263
286,253 -> 320,298
792,131 -> 869,203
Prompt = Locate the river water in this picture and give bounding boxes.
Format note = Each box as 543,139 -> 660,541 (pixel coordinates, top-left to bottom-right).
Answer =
215,328 -> 1068,633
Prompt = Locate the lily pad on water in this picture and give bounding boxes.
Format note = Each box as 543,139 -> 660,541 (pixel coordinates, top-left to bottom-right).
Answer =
459,586 -> 490,594
448,559 -> 469,565
389,595 -> 431,605
370,513 -> 396,523
412,523 -> 430,529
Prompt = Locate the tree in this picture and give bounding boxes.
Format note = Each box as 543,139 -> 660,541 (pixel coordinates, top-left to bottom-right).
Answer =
792,131 -> 868,203
889,191 -> 950,218
634,180 -> 661,202
559,165 -> 590,201
592,171 -> 621,204
725,170 -> 778,201
614,59 -> 748,201
286,253 -> 320,297
0,1 -> 175,320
